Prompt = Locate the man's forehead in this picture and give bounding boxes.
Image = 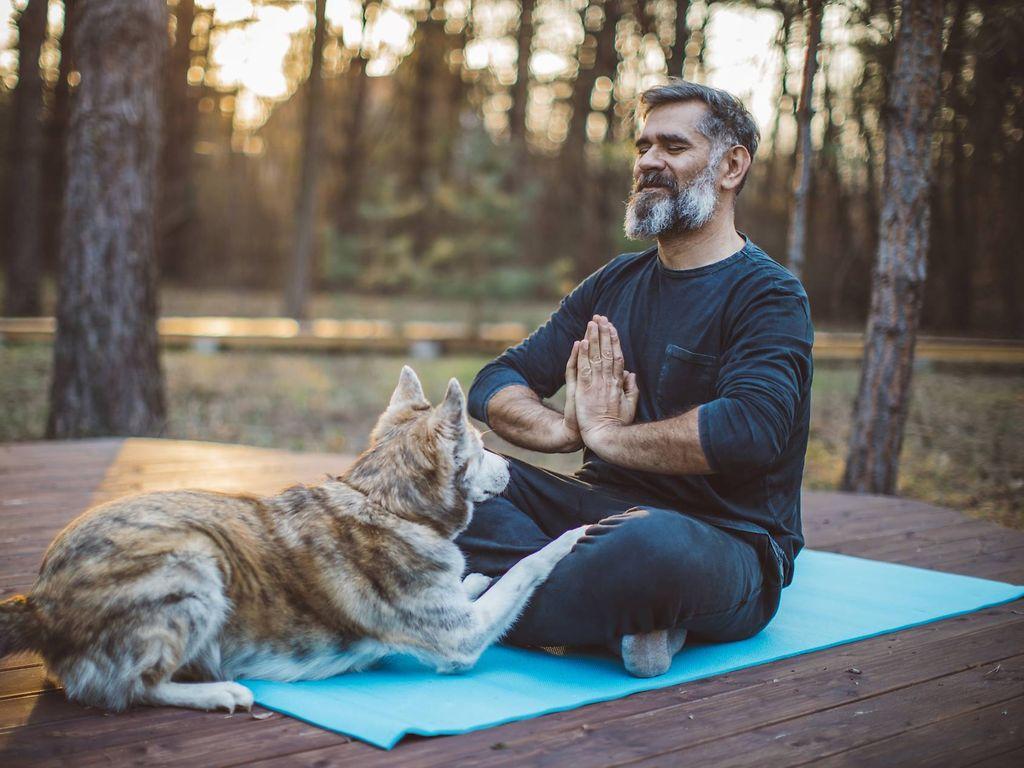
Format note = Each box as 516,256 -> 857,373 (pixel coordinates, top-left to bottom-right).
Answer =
636,101 -> 710,143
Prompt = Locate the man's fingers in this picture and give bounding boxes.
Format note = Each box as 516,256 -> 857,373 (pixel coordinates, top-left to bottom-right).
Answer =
598,317 -> 614,368
624,371 -> 638,399
578,338 -> 593,381
609,324 -> 624,381
566,340 -> 579,378
586,321 -> 602,369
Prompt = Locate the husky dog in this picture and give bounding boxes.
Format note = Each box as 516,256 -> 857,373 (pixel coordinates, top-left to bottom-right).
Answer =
0,367 -> 586,713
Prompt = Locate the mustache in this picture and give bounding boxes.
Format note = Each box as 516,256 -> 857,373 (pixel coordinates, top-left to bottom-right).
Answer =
632,171 -> 679,195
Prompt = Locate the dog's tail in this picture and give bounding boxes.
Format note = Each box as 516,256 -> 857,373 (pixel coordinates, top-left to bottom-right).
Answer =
0,595 -> 43,657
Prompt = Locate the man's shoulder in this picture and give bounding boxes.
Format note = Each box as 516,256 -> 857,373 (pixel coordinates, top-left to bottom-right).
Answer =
736,240 -> 808,299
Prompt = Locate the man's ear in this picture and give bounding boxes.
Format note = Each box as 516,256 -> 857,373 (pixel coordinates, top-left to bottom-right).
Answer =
389,365 -> 429,409
432,378 -> 466,433
720,144 -> 752,193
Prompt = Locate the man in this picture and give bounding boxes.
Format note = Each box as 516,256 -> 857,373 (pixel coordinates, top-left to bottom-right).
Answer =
457,80 -> 814,677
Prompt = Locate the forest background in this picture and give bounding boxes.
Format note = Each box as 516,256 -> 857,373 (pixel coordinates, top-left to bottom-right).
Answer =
0,0 -> 1021,527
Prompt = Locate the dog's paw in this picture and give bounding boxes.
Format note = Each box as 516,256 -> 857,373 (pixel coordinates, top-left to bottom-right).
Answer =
462,572 -> 493,599
543,525 -> 589,561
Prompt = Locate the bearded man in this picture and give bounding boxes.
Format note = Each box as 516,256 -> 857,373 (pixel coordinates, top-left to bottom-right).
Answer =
456,80 -> 814,677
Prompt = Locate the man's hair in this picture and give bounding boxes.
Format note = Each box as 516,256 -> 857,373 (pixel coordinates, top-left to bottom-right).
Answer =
636,79 -> 760,193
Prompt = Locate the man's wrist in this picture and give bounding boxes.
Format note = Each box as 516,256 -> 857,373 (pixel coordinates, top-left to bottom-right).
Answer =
551,416 -> 583,453
580,420 -> 624,457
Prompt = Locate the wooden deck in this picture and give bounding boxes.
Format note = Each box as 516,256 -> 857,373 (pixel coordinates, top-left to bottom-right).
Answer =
1,438 -> 1022,766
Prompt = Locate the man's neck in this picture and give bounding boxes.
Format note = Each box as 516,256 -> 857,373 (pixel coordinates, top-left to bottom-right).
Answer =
656,209 -> 745,271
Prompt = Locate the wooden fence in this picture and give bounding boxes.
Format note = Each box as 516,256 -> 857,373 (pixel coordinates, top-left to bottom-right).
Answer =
1,316 -> 1022,363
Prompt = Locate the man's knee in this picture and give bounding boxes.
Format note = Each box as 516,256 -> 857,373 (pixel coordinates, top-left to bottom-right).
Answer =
583,506 -> 757,622
583,507 -> 693,615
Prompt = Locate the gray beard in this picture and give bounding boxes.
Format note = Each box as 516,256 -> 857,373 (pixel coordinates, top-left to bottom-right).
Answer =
623,162 -> 721,240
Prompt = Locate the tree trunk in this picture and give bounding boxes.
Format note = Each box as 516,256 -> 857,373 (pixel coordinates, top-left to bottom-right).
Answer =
283,0 -> 328,320
47,0 -> 168,438
930,0 -> 968,331
508,0 -> 536,185
41,0 -> 77,279
334,53 -> 370,235
159,0 -> 199,282
562,0 -> 622,277
841,0 -> 943,495
693,1 -> 713,82
822,61 -> 854,321
405,0 -> 446,265
666,1 -> 691,78
764,3 -> 794,192
3,0 -> 48,317
333,0 -> 371,236
784,0 -> 823,280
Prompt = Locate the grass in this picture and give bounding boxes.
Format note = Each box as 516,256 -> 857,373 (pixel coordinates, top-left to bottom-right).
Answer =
1,344 -> 1021,530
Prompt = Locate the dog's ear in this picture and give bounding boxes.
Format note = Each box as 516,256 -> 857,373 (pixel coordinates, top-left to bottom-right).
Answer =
389,365 -> 429,410
432,378 -> 466,433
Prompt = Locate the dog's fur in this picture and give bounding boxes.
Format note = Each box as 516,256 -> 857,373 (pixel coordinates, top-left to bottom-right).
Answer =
0,367 -> 585,713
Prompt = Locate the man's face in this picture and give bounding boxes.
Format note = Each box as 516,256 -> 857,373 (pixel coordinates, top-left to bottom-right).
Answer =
624,101 -> 723,240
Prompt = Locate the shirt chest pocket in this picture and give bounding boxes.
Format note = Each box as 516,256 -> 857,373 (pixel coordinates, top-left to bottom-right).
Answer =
656,344 -> 719,416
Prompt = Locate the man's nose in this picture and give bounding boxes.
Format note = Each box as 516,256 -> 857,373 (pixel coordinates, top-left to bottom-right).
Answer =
636,147 -> 664,173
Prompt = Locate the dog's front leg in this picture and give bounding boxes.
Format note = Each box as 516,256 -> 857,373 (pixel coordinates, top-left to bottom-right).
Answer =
434,525 -> 587,672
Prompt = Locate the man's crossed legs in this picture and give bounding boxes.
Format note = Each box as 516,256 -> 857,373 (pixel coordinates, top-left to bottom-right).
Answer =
456,458 -> 783,676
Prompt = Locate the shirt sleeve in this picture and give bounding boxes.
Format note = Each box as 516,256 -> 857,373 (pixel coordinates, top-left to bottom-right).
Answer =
467,267 -> 603,425
697,275 -> 814,474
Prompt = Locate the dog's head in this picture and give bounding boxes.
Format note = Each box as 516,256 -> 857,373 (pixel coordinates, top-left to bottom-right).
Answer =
347,366 -> 509,537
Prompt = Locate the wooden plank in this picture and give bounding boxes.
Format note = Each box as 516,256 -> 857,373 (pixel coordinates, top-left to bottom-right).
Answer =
239,608 -> 1024,768
836,531 -> 1024,574
0,666 -> 54,700
0,654 -> 40,674
2,709 -> 350,768
617,657 -> 1024,768
822,519 -> 1023,560
804,502 -> 968,548
808,698 -> 1024,767
963,746 -> 1024,768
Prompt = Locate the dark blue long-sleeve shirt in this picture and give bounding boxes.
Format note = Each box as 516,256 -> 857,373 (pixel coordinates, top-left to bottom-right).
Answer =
467,236 -> 814,585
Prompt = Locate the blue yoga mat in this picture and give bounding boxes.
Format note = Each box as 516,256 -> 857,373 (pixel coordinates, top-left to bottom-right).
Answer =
242,549 -> 1024,749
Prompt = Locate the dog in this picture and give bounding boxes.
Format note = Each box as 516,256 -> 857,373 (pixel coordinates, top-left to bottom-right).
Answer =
0,366 -> 586,713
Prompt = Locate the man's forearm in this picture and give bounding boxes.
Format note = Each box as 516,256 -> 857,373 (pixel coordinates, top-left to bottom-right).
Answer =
583,407 -> 714,475
486,385 -> 582,453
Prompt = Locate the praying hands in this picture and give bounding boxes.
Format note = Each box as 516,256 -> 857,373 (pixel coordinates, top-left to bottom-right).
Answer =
564,315 -> 640,450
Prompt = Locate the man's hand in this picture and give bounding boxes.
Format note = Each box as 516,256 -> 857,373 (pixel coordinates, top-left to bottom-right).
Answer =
573,316 -> 639,447
562,339 -> 582,443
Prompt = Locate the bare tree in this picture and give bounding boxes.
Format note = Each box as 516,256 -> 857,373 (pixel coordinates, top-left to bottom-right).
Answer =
763,0 -> 798,192
508,0 -> 537,187
333,0 -> 372,236
159,0 -> 199,282
284,0 -> 328,320
2,0 -> 48,316
48,0 -> 168,438
666,1 -> 692,78
41,0 -> 78,280
841,0 -> 944,494
784,0 -> 823,280
562,0 -> 624,276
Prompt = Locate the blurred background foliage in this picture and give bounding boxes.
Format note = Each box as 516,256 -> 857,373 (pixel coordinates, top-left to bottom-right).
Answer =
0,0 -> 1021,333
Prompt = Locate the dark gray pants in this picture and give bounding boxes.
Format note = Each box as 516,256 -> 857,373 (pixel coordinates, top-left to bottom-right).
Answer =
455,457 -> 784,648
